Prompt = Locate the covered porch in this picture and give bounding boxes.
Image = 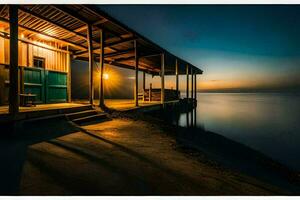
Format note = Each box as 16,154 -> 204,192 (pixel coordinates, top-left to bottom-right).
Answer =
0,5 -> 202,118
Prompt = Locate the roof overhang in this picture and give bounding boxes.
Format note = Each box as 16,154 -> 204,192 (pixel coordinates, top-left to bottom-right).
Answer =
0,4 -> 203,75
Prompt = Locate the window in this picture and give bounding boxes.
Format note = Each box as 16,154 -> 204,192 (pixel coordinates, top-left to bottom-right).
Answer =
33,56 -> 45,68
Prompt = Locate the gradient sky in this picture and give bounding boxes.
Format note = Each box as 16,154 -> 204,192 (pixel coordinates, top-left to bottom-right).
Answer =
99,5 -> 300,92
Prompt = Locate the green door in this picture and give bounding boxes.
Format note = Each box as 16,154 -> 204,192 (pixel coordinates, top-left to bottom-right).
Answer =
23,67 -> 67,104
45,70 -> 67,103
24,67 -> 45,104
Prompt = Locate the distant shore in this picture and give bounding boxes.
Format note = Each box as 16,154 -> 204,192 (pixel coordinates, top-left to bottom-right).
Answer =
196,90 -> 300,93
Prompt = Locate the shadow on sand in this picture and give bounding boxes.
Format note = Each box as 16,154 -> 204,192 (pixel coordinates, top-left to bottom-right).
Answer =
0,116 -> 79,194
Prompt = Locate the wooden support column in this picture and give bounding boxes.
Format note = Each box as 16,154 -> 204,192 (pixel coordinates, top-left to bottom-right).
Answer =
20,67 -> 24,95
67,46 -> 71,103
149,83 -> 152,102
186,64 -> 189,99
87,24 -> 94,105
142,71 -> 146,102
186,109 -> 189,128
161,53 -> 165,104
143,71 -> 146,91
99,29 -> 105,108
175,59 -> 179,98
9,5 -> 19,115
194,74 -> 197,101
191,68 -> 194,100
134,40 -> 139,107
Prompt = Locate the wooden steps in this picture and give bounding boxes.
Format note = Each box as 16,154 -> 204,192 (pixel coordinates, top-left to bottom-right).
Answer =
66,109 -> 109,125
71,113 -> 108,125
14,106 -> 109,135
66,110 -> 98,120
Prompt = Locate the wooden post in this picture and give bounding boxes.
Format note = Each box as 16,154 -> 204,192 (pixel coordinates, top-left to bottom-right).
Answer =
194,74 -> 197,101
20,67 -> 24,95
191,68 -> 194,100
194,107 -> 197,126
149,83 -> 152,102
67,46 -> 71,103
175,59 -> 179,99
9,5 -> 19,114
142,71 -> 146,102
186,110 -> 189,128
191,105 -> 194,126
134,40 -> 139,107
186,64 -> 189,100
99,29 -> 105,108
87,23 -> 94,105
161,53 -> 165,104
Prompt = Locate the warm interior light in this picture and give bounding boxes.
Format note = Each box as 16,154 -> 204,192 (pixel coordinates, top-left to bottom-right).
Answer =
103,73 -> 109,80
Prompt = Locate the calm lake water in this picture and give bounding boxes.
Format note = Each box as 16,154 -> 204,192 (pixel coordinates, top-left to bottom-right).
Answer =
178,93 -> 300,170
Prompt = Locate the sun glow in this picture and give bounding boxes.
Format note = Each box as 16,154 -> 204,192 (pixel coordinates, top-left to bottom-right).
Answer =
97,67 -> 122,97
103,73 -> 109,80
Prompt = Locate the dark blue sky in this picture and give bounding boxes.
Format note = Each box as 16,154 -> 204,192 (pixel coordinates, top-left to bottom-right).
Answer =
100,5 -> 300,91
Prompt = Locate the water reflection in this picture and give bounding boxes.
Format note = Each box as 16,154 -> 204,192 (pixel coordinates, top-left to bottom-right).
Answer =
179,106 -> 198,128
178,93 -> 300,170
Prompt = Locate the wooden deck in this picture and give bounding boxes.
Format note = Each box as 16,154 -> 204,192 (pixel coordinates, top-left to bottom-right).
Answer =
0,103 -> 89,115
71,99 -> 168,111
103,99 -> 163,111
0,99 -> 180,124
0,99 -> 173,116
74,99 -> 181,111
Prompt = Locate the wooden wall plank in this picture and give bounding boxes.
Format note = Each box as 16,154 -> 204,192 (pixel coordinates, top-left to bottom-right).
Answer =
0,35 -> 69,73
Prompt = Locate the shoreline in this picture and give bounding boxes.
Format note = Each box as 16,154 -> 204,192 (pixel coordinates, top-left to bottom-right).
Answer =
111,110 -> 300,194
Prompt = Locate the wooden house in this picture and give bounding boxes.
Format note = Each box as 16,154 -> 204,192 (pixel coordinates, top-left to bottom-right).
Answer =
0,5 -> 202,116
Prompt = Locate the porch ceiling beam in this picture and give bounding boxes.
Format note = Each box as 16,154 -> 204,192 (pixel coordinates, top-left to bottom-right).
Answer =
139,53 -> 162,58
104,48 -> 134,58
76,55 -> 159,74
93,24 -> 123,40
50,5 -> 90,25
18,7 -> 89,41
0,5 -> 6,16
93,18 -> 108,25
104,60 -> 133,70
73,25 -> 88,33
51,5 -> 122,39
112,56 -> 135,62
73,37 -> 137,56
0,17 -> 87,51
73,49 -> 91,56
84,6 -> 132,37
104,60 -> 159,75
105,37 -> 137,47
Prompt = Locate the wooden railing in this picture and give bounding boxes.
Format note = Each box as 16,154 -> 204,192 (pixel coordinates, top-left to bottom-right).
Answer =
140,88 -> 180,102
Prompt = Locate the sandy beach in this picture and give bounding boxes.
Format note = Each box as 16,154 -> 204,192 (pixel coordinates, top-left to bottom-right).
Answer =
12,112 -> 298,195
